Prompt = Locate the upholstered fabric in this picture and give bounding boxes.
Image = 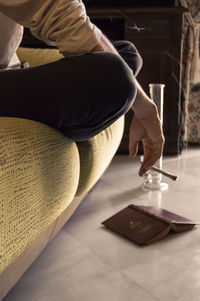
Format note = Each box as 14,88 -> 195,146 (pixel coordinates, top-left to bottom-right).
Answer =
76,116 -> 124,195
16,47 -> 64,67
0,194 -> 86,301
0,117 -> 80,274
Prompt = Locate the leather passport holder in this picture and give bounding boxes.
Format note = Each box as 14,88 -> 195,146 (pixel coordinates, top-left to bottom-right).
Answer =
102,204 -> 198,245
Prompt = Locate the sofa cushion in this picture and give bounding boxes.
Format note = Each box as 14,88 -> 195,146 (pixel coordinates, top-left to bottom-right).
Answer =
16,47 -> 64,67
76,116 -> 124,195
0,117 -> 79,274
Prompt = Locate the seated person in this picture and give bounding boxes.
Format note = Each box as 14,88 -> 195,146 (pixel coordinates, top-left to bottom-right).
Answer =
0,0 -> 164,176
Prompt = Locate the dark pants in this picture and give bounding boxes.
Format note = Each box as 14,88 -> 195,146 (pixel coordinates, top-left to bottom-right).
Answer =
0,41 -> 142,141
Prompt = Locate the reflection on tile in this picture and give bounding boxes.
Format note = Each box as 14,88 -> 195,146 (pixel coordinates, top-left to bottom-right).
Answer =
133,187 -> 200,223
76,179 -> 123,212
102,156 -> 144,192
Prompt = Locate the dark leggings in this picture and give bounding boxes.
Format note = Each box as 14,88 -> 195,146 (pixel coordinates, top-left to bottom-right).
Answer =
0,40 -> 142,141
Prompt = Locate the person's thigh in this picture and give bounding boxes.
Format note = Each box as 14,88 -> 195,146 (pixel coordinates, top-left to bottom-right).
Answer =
0,51 -> 136,140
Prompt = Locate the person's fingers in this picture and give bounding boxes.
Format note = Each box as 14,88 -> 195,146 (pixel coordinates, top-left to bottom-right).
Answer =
129,116 -> 145,159
129,138 -> 138,159
139,164 -> 147,177
139,143 -> 163,176
139,139 -> 164,176
129,109 -> 165,176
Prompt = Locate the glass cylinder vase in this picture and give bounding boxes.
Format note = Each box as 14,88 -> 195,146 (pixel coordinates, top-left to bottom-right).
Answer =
142,83 -> 168,191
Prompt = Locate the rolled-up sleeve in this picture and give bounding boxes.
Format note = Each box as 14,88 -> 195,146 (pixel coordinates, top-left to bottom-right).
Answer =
0,0 -> 102,56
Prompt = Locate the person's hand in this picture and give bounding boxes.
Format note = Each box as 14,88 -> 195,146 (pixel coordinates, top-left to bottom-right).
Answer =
129,104 -> 165,176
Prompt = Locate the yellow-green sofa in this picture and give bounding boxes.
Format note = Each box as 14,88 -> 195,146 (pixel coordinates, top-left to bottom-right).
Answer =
0,48 -> 124,300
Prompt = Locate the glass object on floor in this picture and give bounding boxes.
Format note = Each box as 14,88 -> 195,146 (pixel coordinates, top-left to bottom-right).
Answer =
142,83 -> 168,191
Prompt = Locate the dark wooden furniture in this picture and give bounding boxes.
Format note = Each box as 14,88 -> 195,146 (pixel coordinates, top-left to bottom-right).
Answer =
84,0 -> 176,6
87,6 -> 187,155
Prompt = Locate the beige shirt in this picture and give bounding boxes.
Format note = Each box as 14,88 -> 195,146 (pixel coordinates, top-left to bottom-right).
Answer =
0,0 -> 102,66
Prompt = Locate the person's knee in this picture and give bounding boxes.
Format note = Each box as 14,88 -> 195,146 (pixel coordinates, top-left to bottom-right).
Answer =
124,40 -> 143,75
104,52 -> 137,111
79,52 -> 137,113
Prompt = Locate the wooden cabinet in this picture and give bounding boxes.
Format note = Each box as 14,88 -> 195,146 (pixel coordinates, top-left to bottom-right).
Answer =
87,7 -> 187,155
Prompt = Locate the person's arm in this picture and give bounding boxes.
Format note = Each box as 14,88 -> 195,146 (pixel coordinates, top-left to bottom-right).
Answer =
92,34 -> 164,176
0,0 -> 102,57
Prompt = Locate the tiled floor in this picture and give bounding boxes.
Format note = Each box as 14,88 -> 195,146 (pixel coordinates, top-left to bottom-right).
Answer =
4,147 -> 200,301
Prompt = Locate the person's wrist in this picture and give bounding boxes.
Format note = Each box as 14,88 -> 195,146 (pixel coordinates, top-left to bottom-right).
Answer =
133,99 -> 158,119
